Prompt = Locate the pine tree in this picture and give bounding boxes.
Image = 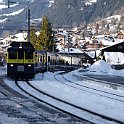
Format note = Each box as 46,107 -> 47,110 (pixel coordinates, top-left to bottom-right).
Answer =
30,16 -> 54,51
30,28 -> 38,49
38,16 -> 54,51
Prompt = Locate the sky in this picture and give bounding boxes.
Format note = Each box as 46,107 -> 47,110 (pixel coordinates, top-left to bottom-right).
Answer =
0,59 -> 123,124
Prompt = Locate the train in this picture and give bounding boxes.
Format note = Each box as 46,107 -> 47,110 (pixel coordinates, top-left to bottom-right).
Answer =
6,41 -> 67,80
6,41 -> 82,80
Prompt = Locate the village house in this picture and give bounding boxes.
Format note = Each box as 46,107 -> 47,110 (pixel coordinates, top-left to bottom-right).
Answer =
116,31 -> 124,39
84,39 -> 103,50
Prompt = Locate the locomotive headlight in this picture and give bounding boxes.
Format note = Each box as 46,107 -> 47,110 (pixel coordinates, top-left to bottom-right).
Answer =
19,46 -> 22,49
10,64 -> 13,67
28,64 -> 31,67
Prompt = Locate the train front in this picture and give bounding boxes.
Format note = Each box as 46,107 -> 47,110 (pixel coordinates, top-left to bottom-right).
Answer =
6,42 -> 35,80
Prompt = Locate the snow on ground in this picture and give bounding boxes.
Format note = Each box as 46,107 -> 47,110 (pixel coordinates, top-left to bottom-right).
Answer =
0,67 -> 28,124
85,0 -> 97,5
0,8 -> 24,17
14,33 -> 27,42
0,66 -> 6,75
0,3 -> 18,10
0,18 -> 7,23
0,4 -> 7,9
0,60 -> 124,123
87,60 -> 124,76
59,47 -> 83,53
88,60 -> 111,73
29,62 -> 124,123
0,112 -> 27,124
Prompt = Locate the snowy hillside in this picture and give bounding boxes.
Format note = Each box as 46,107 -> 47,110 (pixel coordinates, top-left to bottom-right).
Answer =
85,0 -> 97,5
0,0 -> 54,36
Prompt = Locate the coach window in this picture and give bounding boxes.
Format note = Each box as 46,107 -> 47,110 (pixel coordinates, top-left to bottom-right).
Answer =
18,52 -> 24,59
8,52 -> 17,59
25,51 -> 33,59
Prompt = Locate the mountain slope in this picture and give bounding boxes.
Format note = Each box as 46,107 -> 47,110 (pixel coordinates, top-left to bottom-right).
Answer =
0,0 -> 52,36
0,0 -> 124,36
47,0 -> 124,27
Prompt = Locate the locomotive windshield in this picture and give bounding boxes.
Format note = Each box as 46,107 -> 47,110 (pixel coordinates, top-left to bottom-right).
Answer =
8,52 -> 17,59
18,52 -> 24,59
25,51 -> 33,59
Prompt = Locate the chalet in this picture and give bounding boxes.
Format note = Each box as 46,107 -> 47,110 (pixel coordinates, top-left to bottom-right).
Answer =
101,41 -> 124,69
54,33 -> 65,42
116,31 -> 124,39
101,41 -> 124,53
85,39 -> 103,50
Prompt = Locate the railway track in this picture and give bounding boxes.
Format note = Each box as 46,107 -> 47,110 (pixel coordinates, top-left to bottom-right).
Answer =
0,76 -> 60,124
14,78 -> 122,124
0,75 -> 27,98
0,76 -> 84,124
53,72 -> 124,124
58,73 -> 124,102
15,80 -> 94,124
2,71 -> 124,124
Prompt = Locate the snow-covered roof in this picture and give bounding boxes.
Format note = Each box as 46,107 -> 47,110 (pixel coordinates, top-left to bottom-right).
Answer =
59,48 -> 83,54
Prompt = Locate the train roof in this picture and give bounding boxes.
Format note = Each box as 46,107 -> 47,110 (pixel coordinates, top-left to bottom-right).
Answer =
7,41 -> 35,52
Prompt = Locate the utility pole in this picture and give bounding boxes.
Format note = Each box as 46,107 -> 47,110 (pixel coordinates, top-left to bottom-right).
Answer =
8,0 -> 16,8
27,6 -> 30,42
117,57 -> 120,84
52,31 -> 55,53
8,0 -> 10,8
64,35 -> 65,55
68,32 -> 69,55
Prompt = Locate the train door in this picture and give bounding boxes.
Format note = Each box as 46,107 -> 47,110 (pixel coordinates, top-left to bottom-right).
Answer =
17,51 -> 24,72
18,51 -> 24,63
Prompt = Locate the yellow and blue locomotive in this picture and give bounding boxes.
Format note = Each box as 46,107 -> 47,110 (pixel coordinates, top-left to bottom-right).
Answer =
6,41 -> 47,79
